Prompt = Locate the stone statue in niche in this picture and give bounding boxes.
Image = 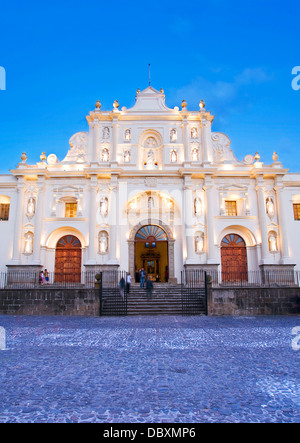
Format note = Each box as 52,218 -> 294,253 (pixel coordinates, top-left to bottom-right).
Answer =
99,231 -> 108,253
103,127 -> 110,139
195,235 -> 204,253
194,197 -> 202,216
170,128 -> 177,142
101,148 -> 109,162
170,149 -> 177,163
24,232 -> 33,254
266,197 -> 275,219
27,197 -> 36,216
124,129 -> 131,141
269,233 -> 278,252
191,146 -> 199,162
123,149 -> 131,163
191,127 -> 198,139
100,197 -> 108,217
146,149 -> 155,170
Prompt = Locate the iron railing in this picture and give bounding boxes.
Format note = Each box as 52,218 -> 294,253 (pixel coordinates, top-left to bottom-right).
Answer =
208,270 -> 300,288
181,270 -> 208,315
0,271 -> 98,289
99,270 -> 128,316
0,270 -> 299,290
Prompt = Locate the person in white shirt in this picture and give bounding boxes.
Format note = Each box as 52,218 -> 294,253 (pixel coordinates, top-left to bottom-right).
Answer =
126,273 -> 132,294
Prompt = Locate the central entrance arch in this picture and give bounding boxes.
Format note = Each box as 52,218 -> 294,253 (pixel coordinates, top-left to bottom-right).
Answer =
128,220 -> 176,283
135,225 -> 169,282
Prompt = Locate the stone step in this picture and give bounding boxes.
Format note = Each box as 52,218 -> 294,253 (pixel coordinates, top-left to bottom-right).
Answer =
101,286 -> 206,316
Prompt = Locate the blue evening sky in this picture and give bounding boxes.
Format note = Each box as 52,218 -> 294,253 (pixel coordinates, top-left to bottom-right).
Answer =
0,0 -> 299,173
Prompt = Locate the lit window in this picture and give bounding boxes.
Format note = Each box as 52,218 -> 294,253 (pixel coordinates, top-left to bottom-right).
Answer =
0,204 -> 10,221
65,203 -> 77,218
293,204 -> 300,220
225,200 -> 237,216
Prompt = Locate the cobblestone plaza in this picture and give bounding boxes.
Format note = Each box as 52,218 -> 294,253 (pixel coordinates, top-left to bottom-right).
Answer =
0,315 -> 299,423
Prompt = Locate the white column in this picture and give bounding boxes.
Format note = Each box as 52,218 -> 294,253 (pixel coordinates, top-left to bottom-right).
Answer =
183,180 -> 194,262
108,180 -> 118,264
204,177 -> 217,263
12,181 -> 25,263
255,180 -> 269,263
219,192 -> 225,215
275,179 -> 290,263
111,117 -> 119,165
87,179 -> 98,263
32,181 -> 45,263
92,123 -> 100,163
182,117 -> 190,163
201,118 -> 213,166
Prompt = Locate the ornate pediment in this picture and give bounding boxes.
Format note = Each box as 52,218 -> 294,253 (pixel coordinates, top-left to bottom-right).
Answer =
123,87 -> 176,113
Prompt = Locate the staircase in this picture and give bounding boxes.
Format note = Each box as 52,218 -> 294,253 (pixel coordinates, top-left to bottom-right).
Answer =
101,283 -> 207,316
127,283 -> 183,315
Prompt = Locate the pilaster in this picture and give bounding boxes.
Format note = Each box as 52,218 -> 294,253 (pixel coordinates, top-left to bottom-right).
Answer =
32,178 -> 45,264
203,175 -> 218,264
183,176 -> 194,263
274,177 -> 291,264
11,179 -> 25,263
87,176 -> 98,264
255,177 -> 269,264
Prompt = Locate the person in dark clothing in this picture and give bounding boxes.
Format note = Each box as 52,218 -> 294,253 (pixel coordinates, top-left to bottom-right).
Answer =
146,278 -> 153,298
119,277 -> 125,298
165,266 -> 169,283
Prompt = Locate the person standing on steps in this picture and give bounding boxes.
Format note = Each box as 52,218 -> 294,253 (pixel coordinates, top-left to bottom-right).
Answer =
165,266 -> 169,283
119,276 -> 125,299
126,273 -> 132,294
139,268 -> 147,288
146,278 -> 153,298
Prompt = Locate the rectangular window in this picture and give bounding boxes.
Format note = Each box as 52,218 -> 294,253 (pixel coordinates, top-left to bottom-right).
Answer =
65,203 -> 77,218
293,203 -> 300,220
0,204 -> 10,221
225,200 -> 237,216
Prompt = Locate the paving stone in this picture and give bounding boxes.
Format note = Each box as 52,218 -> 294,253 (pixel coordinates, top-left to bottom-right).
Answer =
0,315 -> 299,423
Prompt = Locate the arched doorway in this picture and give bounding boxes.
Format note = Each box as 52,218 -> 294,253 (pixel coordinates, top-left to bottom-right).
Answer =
135,225 -> 168,282
55,235 -> 82,283
221,234 -> 248,282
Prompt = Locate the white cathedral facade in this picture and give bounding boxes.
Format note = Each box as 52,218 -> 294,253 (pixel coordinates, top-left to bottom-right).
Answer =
1,85 -> 300,283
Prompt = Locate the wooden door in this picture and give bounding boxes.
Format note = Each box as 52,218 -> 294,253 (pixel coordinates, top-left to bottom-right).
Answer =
221,234 -> 248,282
55,235 -> 82,283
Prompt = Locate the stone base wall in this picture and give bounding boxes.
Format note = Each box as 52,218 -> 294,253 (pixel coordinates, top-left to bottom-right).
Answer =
0,289 -> 100,316
0,287 -> 299,316
208,287 -> 300,316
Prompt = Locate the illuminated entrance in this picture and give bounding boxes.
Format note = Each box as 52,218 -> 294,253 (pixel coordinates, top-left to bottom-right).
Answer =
135,225 -> 169,282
